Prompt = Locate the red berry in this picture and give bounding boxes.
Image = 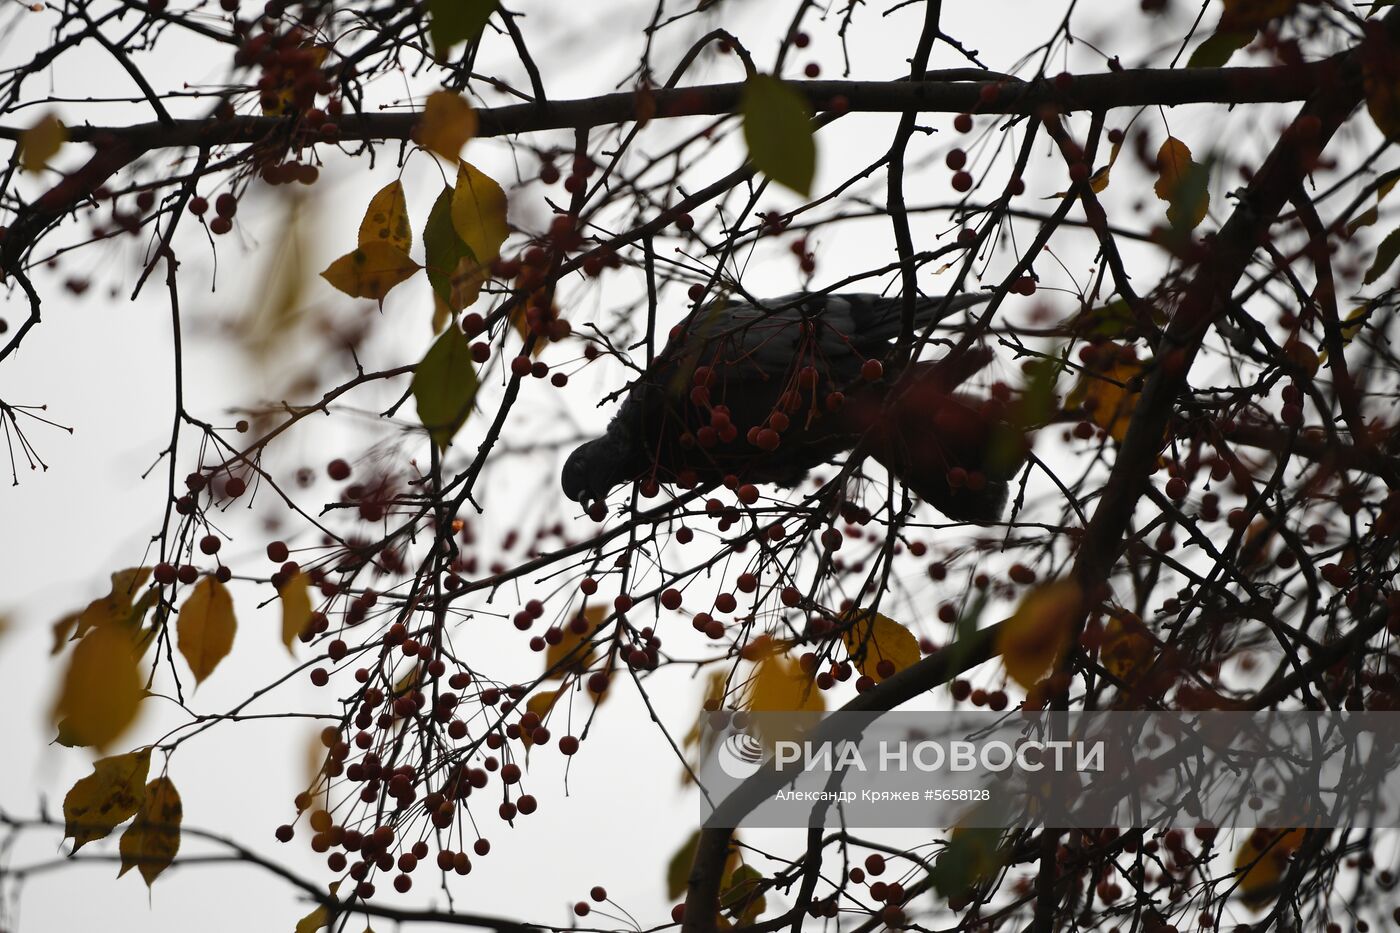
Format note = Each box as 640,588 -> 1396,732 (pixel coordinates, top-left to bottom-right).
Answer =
591,886 -> 607,902
952,171 -> 974,192
199,534 -> 221,555
1165,477 -> 1188,500
954,113 -> 973,133
861,359 -> 884,381
510,356 -> 532,378
267,540 -> 289,562
737,484 -> 759,505
327,459 -> 351,481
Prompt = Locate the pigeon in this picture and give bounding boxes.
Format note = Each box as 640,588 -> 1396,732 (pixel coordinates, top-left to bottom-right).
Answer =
561,291 -> 1024,523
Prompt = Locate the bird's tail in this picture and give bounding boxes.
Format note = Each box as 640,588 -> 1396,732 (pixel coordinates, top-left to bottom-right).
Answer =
849,292 -> 992,344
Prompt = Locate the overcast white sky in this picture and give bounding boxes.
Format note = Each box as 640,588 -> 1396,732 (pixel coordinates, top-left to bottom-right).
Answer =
0,1 -> 1368,930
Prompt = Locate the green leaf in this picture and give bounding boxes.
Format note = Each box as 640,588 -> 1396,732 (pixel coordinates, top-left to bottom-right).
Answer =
428,0 -> 498,60
424,187 -> 473,309
929,828 -> 1004,898
720,864 -> 766,924
412,327 -> 479,448
741,74 -> 816,197
1187,29 -> 1254,68
1364,226 -> 1400,285
666,830 -> 701,900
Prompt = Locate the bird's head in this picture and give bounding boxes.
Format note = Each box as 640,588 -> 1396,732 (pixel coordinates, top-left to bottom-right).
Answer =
561,437 -> 633,512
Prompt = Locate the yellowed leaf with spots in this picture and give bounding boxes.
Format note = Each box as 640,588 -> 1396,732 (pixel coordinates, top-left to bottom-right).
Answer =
63,749 -> 151,852
20,113 -> 65,172
118,777 -> 182,887
545,605 -> 604,678
998,580 -> 1082,690
840,610 -> 919,683
279,572 -> 313,652
358,180 -> 412,254
320,242 -> 421,303
52,621 -> 144,750
415,90 -> 479,162
177,576 -> 236,684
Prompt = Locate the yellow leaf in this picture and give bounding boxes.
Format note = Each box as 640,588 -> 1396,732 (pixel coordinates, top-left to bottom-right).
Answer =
118,777 -> 182,887
177,577 -> 236,684
358,180 -> 413,254
520,689 -> 560,748
1049,134 -> 1123,198
545,605 -> 604,678
1234,828 -> 1305,909
840,610 -> 919,683
1090,134 -> 1124,194
1099,615 -> 1153,683
52,622 -> 144,750
63,749 -> 151,852
415,90 -> 478,162
1153,137 -> 1210,230
394,661 -> 423,698
75,567 -> 152,637
1066,345 -> 1146,443
20,113 -> 65,172
748,651 -> 823,713
450,161 -> 509,269
320,242 -> 421,303
279,572 -> 313,652
295,882 -> 340,933
998,580 -> 1082,690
